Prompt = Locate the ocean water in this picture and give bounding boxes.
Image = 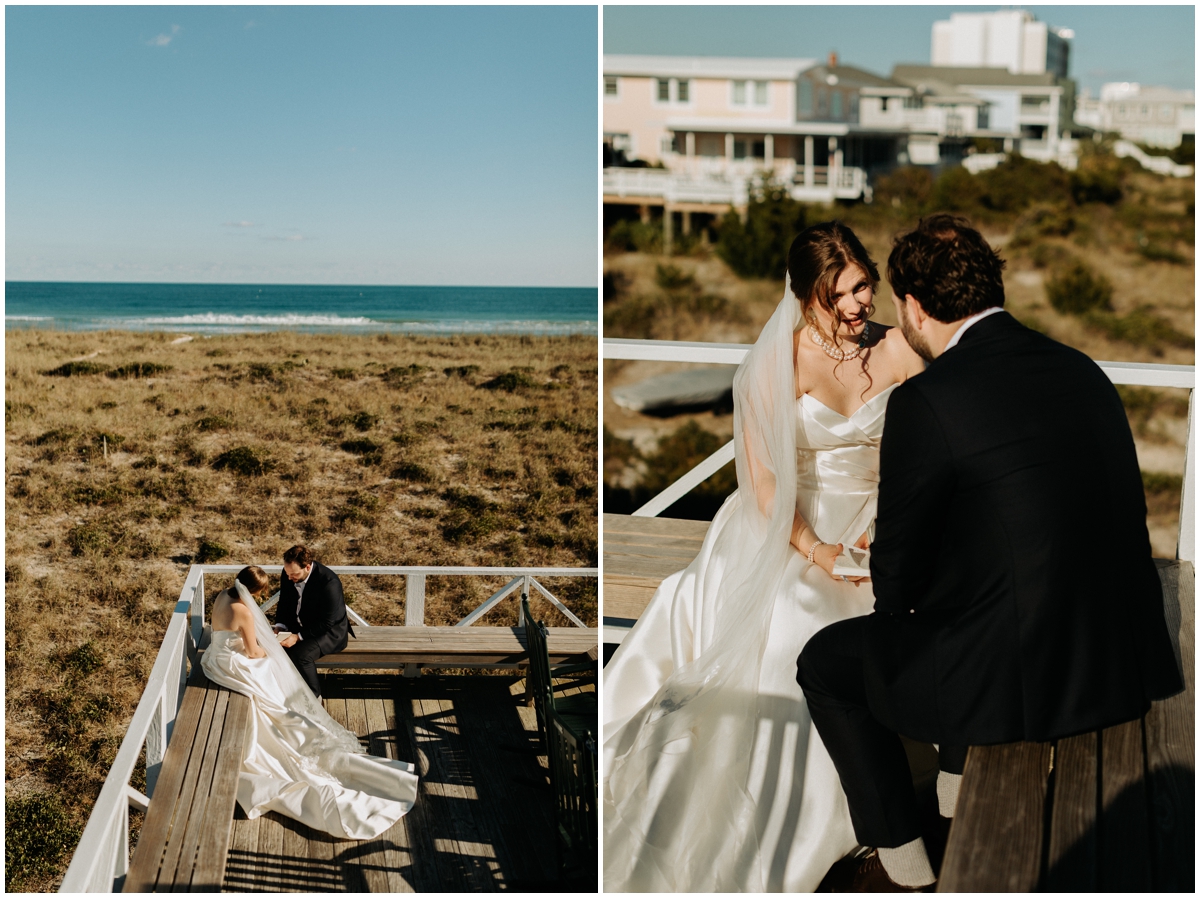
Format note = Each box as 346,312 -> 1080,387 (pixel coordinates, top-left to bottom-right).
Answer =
5,282 -> 597,336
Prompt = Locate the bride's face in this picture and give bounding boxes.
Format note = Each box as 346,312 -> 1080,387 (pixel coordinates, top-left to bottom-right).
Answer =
810,264 -> 873,337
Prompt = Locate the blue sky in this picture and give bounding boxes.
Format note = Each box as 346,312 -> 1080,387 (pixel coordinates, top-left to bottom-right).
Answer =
7,6 -> 598,286
604,5 -> 1195,95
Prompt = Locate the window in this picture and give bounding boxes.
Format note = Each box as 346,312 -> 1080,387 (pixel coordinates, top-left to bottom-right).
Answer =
831,92 -> 843,119
677,79 -> 690,103
604,77 -> 618,97
880,96 -> 889,112
733,80 -> 747,105
754,81 -> 768,105
733,139 -> 747,160
850,94 -> 859,119
661,135 -> 677,155
798,80 -> 813,115
752,140 -> 765,159
657,79 -> 670,102
817,88 -> 828,117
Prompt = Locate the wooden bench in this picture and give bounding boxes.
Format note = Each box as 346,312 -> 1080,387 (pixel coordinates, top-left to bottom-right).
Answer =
603,513 -> 710,626
124,665 -> 250,892
939,559 -> 1194,891
314,625 -> 599,670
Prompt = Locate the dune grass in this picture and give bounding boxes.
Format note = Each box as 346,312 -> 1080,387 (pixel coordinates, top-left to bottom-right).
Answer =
4,328 -> 597,891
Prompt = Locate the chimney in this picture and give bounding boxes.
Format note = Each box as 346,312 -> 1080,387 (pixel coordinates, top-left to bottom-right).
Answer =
828,51 -> 838,67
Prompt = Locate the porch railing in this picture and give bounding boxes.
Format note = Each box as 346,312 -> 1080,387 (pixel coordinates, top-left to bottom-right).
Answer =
604,337 -> 1196,561
59,564 -> 596,893
603,165 -> 868,206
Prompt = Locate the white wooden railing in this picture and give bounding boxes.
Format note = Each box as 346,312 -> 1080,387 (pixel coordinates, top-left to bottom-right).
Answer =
603,165 -> 868,206
59,563 -> 596,893
604,338 -> 1196,561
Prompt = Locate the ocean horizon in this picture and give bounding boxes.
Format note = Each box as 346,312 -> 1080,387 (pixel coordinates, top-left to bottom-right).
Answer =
5,281 -> 598,336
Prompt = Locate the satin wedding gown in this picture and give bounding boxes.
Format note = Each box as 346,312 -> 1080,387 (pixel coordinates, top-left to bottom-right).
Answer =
201,584 -> 419,840
604,282 -> 896,892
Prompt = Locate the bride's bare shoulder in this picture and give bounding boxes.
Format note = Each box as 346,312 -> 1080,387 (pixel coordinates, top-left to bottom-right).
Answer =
875,323 -> 924,377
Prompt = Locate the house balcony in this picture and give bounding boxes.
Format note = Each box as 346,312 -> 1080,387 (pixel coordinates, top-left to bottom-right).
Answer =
603,163 -> 868,209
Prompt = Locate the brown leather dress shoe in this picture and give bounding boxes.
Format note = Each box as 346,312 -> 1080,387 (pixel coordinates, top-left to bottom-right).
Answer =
818,850 -> 935,893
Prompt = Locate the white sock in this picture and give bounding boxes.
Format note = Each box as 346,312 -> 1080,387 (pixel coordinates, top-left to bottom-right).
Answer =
938,770 -> 962,817
878,837 -> 936,888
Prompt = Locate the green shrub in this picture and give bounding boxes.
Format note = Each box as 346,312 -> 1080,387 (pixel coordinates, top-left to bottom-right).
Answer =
444,365 -> 481,378
331,367 -> 357,380
930,166 -> 988,214
42,361 -> 110,377
108,362 -> 172,379
977,155 -> 1072,214
195,538 -> 229,563
655,263 -> 696,292
66,520 -> 122,556
605,219 -> 663,254
716,178 -> 808,279
212,446 -> 275,476
1084,307 -> 1193,351
54,641 -> 104,678
382,364 -> 430,386
1009,203 -> 1075,247
195,415 -> 233,432
392,461 -> 435,483
481,370 -> 538,392
873,165 -> 934,210
6,792 -> 81,891
1069,155 -> 1124,205
1045,261 -> 1113,314
341,438 -> 381,455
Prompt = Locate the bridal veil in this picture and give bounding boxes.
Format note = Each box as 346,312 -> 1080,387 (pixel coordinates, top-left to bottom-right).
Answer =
604,279 -> 803,890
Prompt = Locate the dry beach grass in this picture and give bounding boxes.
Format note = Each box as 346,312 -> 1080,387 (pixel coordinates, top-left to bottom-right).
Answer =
4,328 -> 598,890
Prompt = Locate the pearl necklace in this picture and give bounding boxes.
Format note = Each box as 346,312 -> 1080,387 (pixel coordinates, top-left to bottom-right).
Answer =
809,320 -> 872,361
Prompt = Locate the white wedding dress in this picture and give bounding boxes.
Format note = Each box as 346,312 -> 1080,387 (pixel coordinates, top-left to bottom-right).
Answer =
604,282 -> 895,892
201,584 -> 420,840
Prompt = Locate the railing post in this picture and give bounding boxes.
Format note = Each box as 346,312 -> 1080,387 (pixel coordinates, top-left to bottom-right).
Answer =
1179,388 -> 1195,562
191,569 -> 205,659
145,694 -> 166,799
403,573 -> 426,677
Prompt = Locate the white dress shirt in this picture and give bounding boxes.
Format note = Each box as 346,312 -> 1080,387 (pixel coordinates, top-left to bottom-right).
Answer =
943,306 -> 1005,352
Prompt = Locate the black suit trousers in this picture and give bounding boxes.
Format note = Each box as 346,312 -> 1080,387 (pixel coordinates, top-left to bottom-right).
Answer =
798,616 -> 966,848
285,638 -> 326,698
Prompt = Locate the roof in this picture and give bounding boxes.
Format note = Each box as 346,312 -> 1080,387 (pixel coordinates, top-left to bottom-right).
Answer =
801,63 -> 902,90
892,64 -> 1061,89
603,54 -> 816,81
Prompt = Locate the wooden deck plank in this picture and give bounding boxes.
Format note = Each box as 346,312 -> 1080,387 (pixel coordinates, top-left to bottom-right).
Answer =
125,672 -> 211,892
1044,731 -> 1097,890
937,741 -> 1051,892
603,513 -> 711,538
155,683 -> 220,889
222,811 -> 259,893
1100,720 -> 1153,890
191,690 -> 250,891
364,690 -> 415,893
394,692 -> 449,892
1145,560 -> 1195,892
169,687 -> 230,890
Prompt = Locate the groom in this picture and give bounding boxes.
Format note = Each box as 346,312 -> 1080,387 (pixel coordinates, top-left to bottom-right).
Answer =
797,215 -> 1183,891
273,544 -> 352,699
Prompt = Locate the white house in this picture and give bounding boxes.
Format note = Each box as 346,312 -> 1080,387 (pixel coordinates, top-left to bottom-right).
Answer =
1076,83 -> 1195,149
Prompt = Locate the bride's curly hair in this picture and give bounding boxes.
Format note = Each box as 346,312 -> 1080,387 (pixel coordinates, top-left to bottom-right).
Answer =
787,220 -> 880,346
236,565 -> 271,597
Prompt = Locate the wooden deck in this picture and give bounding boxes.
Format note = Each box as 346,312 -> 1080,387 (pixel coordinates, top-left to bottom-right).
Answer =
218,672 -> 595,892
603,513 -> 711,622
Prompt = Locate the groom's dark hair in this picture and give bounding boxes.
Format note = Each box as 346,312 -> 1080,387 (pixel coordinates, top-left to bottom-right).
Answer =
888,214 -> 1005,322
283,545 -> 315,567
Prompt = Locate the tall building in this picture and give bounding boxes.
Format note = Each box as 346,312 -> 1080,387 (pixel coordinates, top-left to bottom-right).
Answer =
931,10 -> 1073,79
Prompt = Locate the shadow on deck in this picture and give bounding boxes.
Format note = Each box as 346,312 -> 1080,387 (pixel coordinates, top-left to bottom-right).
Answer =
221,673 -> 590,893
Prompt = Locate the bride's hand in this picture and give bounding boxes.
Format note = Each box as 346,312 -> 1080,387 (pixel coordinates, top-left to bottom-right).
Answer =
813,543 -> 867,586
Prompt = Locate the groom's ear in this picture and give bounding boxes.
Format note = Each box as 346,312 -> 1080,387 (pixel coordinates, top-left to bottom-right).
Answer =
905,294 -> 929,326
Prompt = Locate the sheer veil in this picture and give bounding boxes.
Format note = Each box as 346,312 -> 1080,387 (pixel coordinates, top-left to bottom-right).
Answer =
231,580 -> 364,758
604,278 -> 802,890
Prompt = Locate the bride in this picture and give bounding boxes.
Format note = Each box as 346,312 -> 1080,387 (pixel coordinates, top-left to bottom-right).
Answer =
603,221 -> 924,891
202,565 -> 419,840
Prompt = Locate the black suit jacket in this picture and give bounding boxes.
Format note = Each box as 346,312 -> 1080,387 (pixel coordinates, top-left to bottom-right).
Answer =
275,561 -> 350,656
867,312 -> 1182,745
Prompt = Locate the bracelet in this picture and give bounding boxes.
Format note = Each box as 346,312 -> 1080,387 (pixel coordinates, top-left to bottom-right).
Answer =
807,540 -> 826,564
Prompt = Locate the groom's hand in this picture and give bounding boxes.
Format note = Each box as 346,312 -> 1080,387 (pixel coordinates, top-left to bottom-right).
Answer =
279,633 -> 299,648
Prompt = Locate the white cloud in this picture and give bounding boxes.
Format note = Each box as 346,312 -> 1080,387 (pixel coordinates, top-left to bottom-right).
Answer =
263,233 -> 311,242
148,25 -> 181,47
223,220 -> 255,228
